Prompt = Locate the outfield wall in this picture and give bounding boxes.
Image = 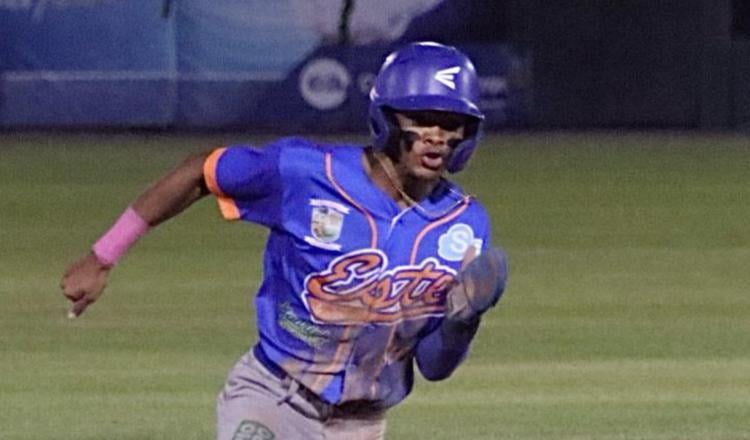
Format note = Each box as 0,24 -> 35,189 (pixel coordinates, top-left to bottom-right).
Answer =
0,0 -> 529,130
2,1 -> 749,130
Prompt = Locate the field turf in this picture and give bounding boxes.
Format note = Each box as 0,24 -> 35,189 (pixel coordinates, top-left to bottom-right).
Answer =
1,131 -> 749,439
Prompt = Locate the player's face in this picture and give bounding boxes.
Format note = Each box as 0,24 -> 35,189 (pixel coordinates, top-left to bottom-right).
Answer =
394,110 -> 466,181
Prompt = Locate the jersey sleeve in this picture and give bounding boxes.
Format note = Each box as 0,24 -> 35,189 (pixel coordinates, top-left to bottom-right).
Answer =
414,198 -> 495,380
203,143 -> 283,227
415,317 -> 480,381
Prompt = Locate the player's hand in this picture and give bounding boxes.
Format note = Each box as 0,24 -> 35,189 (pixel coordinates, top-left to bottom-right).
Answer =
444,246 -> 508,323
60,252 -> 111,319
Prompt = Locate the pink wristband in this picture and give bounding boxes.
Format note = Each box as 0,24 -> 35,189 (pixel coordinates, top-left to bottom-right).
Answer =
92,207 -> 150,266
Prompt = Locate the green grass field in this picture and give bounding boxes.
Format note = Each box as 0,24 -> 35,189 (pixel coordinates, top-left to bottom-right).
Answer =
1,131 -> 749,439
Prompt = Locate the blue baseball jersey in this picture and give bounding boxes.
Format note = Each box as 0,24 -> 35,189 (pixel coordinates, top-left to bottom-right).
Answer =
203,137 -> 492,409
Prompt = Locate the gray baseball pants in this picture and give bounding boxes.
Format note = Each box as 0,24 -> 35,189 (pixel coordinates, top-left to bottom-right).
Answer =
216,350 -> 387,440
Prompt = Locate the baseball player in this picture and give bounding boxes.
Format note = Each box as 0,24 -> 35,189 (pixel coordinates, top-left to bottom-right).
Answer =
61,42 -> 508,440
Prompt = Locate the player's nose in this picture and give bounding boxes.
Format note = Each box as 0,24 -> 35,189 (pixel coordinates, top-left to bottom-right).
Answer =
420,127 -> 450,147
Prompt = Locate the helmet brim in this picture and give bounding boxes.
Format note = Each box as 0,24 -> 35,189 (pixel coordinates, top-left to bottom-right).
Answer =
381,95 -> 485,121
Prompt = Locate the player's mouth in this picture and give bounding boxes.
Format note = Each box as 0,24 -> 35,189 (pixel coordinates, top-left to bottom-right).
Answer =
421,151 -> 446,171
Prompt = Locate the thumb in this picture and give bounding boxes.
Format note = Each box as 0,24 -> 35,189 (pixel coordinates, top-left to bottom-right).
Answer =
460,244 -> 478,270
68,298 -> 92,320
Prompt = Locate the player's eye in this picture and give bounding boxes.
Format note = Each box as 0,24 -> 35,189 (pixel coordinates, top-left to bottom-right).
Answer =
401,130 -> 420,146
447,138 -> 462,150
401,111 -> 466,131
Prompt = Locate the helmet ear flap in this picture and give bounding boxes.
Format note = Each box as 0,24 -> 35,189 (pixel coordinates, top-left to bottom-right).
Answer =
368,104 -> 389,150
382,108 -> 400,147
447,116 -> 483,173
463,116 -> 481,142
370,107 -> 406,162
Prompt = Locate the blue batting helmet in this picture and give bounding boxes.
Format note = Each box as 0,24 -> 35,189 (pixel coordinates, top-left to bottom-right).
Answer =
369,41 -> 484,173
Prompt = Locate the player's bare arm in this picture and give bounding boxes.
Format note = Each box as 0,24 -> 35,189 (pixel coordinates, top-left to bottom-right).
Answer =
415,245 -> 507,380
130,151 -> 211,226
60,151 -> 210,318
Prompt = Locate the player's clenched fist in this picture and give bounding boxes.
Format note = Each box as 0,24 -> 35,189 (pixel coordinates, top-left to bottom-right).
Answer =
60,252 -> 111,318
445,247 -> 508,323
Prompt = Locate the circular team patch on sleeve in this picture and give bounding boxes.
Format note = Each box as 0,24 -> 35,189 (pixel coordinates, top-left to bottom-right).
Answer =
232,420 -> 275,440
438,224 -> 483,262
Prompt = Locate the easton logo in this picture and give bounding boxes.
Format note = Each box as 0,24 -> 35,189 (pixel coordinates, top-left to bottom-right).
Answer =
302,250 -> 456,325
434,66 -> 461,90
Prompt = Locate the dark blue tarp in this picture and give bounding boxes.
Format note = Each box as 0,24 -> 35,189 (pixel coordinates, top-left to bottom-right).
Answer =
0,0 -> 175,126
0,0 -> 529,129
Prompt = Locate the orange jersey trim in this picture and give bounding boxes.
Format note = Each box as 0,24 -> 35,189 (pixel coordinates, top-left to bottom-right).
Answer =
203,147 -> 241,220
309,326 -> 355,393
309,152 -> 377,392
409,198 -> 471,264
203,148 -> 227,196
216,197 -> 241,220
324,152 -> 378,248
